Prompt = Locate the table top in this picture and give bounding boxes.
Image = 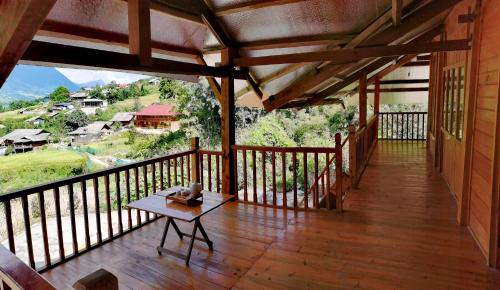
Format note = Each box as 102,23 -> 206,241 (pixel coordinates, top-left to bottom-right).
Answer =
127,189 -> 234,222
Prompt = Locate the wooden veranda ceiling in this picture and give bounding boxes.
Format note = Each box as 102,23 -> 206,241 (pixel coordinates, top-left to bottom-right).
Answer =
0,0 -> 469,110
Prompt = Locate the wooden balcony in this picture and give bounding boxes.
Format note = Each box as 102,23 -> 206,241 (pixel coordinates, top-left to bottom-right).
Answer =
34,140 -> 499,289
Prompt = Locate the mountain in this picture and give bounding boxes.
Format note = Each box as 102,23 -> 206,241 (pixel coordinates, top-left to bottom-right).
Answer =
78,79 -> 106,88
0,65 -> 79,104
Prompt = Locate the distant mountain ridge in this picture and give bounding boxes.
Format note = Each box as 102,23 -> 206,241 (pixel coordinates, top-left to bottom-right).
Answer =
0,65 -> 80,104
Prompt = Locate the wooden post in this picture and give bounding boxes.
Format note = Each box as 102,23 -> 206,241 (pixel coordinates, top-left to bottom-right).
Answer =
128,0 -> 152,66
190,137 -> 200,183
334,133 -> 343,213
348,124 -> 357,188
359,72 -> 368,128
220,48 -> 236,195
374,76 -> 381,139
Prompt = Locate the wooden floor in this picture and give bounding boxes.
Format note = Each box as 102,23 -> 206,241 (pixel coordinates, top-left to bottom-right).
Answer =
43,141 -> 500,289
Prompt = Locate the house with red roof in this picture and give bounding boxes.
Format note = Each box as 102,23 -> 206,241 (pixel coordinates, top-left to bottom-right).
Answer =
134,104 -> 178,130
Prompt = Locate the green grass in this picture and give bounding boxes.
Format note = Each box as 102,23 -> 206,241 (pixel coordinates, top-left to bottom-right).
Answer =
115,92 -> 162,108
0,110 -> 31,122
0,150 -> 88,194
86,132 -> 134,158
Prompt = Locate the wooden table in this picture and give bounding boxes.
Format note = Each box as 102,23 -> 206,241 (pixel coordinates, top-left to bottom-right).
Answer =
127,188 -> 234,265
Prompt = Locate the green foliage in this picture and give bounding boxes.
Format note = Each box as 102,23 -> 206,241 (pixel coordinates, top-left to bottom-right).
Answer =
8,99 -> 43,110
328,105 -> 357,135
42,113 -> 66,141
159,79 -> 189,100
64,109 -> 89,131
125,128 -> 138,145
128,130 -> 187,159
49,86 -> 70,102
245,114 -> 296,147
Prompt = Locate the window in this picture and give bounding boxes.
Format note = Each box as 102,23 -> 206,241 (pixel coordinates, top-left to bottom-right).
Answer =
442,64 -> 465,141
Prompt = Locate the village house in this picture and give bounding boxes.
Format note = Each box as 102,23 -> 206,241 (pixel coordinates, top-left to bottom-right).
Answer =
24,116 -> 45,126
52,102 -> 73,111
0,129 -> 50,153
134,104 -> 178,130
68,121 -> 112,143
110,112 -> 135,127
69,91 -> 88,102
79,98 -> 107,115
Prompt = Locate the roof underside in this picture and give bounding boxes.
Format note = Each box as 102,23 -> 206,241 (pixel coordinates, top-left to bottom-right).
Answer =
9,0 -> 454,110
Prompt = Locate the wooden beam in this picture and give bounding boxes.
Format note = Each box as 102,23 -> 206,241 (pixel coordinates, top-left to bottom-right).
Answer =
220,48 -> 236,195
379,79 -> 429,85
196,56 -> 221,101
234,39 -> 470,67
263,0 -> 460,110
215,0 -> 306,16
21,41 -> 228,78
0,0 -> 57,86
38,20 -> 200,59
149,0 -> 203,24
392,0 -> 403,26
128,0 -> 152,66
367,87 -> 429,93
403,61 -> 430,66
359,72 -> 367,128
370,54 -> 417,82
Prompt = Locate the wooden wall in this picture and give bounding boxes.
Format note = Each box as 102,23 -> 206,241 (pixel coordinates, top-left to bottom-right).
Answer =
428,0 -> 500,266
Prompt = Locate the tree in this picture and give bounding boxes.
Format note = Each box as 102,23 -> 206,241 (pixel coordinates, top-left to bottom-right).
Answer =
88,86 -> 105,99
159,78 -> 188,100
64,109 -> 89,131
49,86 -> 70,102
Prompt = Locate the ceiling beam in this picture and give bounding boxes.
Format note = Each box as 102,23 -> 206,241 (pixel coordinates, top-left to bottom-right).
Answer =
369,54 -> 417,82
234,39 -> 469,67
128,0 -> 152,66
392,0 -> 403,26
379,79 -> 429,85
262,0 -> 460,111
204,33 -> 355,53
195,56 -> 222,101
215,0 -> 306,16
20,41 -> 230,78
148,0 -> 203,24
0,0 -> 57,87
38,20 -> 200,59
367,87 -> 428,93
403,60 -> 430,66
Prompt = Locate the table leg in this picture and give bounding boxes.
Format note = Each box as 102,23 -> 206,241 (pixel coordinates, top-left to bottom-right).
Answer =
158,218 -> 171,255
170,219 -> 184,240
185,221 -> 198,265
196,220 -> 213,250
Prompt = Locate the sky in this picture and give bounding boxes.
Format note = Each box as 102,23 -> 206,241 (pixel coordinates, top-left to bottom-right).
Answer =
56,68 -> 149,84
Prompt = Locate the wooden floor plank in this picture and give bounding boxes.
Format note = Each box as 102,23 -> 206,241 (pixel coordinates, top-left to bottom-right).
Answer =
43,141 -> 500,289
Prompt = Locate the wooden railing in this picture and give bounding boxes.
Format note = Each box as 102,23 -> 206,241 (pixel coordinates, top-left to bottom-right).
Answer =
198,150 -> 223,193
0,149 -> 196,272
378,112 -> 427,140
232,133 -> 346,211
0,245 -> 56,290
348,116 -> 378,187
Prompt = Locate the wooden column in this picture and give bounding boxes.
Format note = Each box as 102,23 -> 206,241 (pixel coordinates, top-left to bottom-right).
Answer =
374,76 -> 381,138
359,72 -> 368,128
220,48 -> 236,195
348,124 -> 357,188
128,0 -> 152,66
334,133 -> 343,213
0,0 -> 57,86
191,137 -> 200,183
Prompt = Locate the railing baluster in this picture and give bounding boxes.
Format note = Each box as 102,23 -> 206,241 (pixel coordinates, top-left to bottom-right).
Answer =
104,175 -> 113,238
314,152 -> 319,209
116,172 -> 123,235
21,195 -> 35,268
262,151 -> 266,205
243,150 -> 248,201
417,113 -> 420,140
167,159 -> 172,188
292,152 -> 297,208
391,114 -> 394,140
4,200 -> 15,254
68,184 -> 78,255
326,152 -> 331,209
54,187 -> 65,261
125,169 -> 132,230
252,150 -> 257,203
216,154 -> 220,193
233,149 -> 239,200
134,167 -> 141,225
174,158 -> 178,186
406,114 -> 410,140
180,156 -> 185,187
187,155 -> 191,184
142,166 -> 149,222
93,177 -> 102,244
208,154 -> 212,192
38,192 -> 51,266
80,182 -> 90,250
271,151 -> 276,207
151,163 -> 157,193
303,153 -> 308,209
282,151 -> 287,208
159,161 -> 164,190
200,154 -> 204,189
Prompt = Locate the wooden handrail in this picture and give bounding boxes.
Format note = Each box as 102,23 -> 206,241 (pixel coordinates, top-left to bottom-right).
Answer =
232,144 -> 336,153
378,112 -> 427,140
0,245 -> 56,290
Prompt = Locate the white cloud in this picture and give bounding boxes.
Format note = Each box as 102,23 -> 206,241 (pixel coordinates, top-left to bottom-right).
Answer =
56,68 -> 149,85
